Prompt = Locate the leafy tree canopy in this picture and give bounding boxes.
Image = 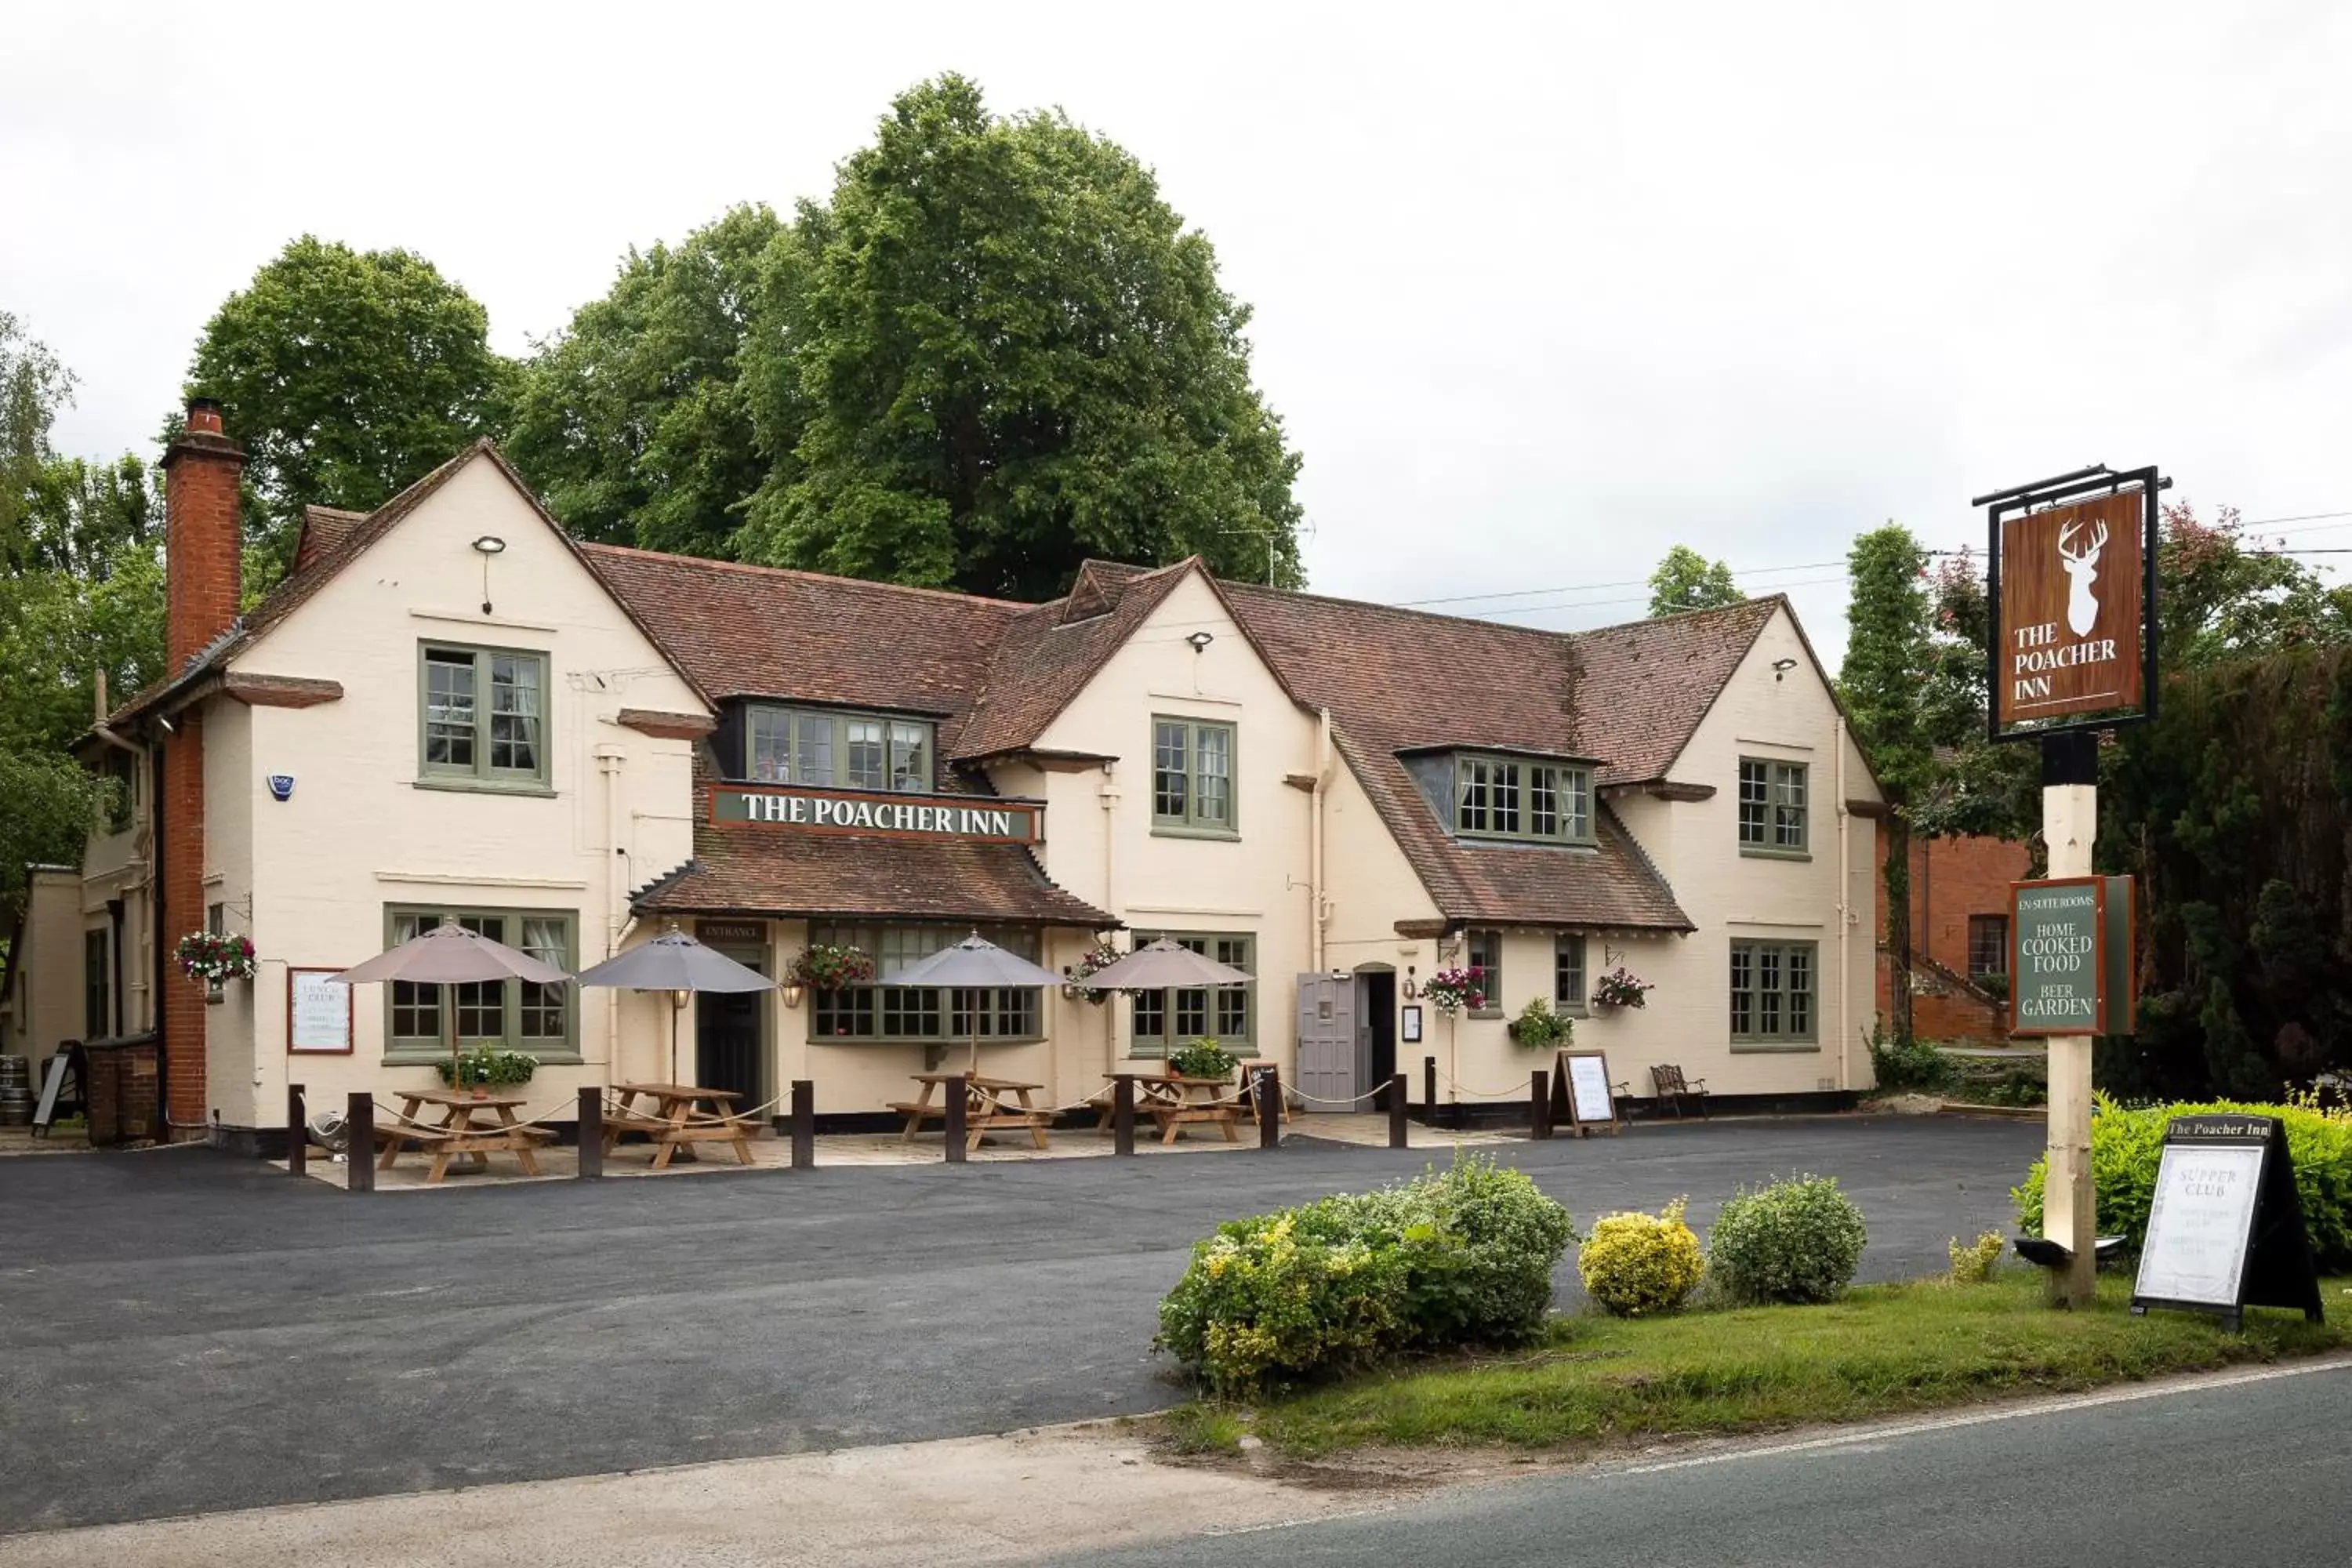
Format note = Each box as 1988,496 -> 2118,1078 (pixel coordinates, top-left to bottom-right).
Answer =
504,205 -> 784,557
735,74 -> 1304,598
1646,544 -> 1742,616
183,236 -> 513,581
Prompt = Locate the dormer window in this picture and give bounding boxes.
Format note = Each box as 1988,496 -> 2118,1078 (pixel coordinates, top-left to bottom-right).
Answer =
748,706 -> 934,794
1454,753 -> 1592,844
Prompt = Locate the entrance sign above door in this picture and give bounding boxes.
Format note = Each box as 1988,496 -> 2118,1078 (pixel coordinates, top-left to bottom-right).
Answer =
1987,471 -> 2159,739
710,783 -> 1042,844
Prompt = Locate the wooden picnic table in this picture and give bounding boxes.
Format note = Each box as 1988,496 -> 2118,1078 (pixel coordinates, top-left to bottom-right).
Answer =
891,1072 -> 1053,1152
1096,1073 -> 1243,1145
604,1083 -> 758,1171
375,1087 -> 555,1184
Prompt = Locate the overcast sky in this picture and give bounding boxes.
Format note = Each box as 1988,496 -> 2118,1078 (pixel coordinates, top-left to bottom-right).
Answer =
8,2 -> 2348,661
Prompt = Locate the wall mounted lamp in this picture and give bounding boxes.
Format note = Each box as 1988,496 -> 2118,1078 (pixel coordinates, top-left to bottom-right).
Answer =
1403,964 -> 1417,1000
1771,656 -> 1798,681
780,982 -> 806,1009
670,989 -> 691,1011
1185,630 -> 1214,652
470,535 -> 507,555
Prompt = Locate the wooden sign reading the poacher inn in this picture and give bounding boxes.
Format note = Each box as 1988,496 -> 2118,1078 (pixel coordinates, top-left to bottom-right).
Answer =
1996,490 -> 2145,728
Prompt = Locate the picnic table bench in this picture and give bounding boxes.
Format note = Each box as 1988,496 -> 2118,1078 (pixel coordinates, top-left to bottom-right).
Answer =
892,1073 -> 1053,1152
1094,1073 -> 1243,1145
375,1089 -> 555,1183
604,1083 -> 758,1171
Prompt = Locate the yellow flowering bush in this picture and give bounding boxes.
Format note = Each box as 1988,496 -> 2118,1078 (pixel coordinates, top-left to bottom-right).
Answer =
1156,1214 -> 1406,1397
1577,1198 -> 1704,1316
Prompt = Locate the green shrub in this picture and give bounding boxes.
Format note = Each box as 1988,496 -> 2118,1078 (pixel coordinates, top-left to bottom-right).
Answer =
2013,1094 -> 2352,1269
1577,1198 -> 1704,1316
1170,1039 -> 1240,1079
1507,996 -> 1573,1051
1156,1152 -> 1577,1395
1867,1025 -> 1955,1093
433,1045 -> 538,1087
1947,1230 -> 2005,1284
1708,1175 -> 1868,1303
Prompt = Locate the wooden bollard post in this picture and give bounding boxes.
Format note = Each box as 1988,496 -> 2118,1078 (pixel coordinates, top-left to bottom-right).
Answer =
1424,1056 -> 1437,1119
1388,1073 -> 1408,1149
576,1085 -> 604,1179
943,1077 -> 967,1163
789,1080 -> 815,1170
1256,1066 -> 1281,1150
345,1091 -> 374,1193
1112,1073 -> 1136,1157
287,1083 -> 307,1178
1531,1069 -> 1552,1140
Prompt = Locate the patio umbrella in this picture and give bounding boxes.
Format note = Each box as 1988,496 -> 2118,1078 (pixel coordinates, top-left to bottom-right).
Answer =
330,921 -> 573,1095
885,933 -> 1064,1072
574,928 -> 773,1084
1076,937 -> 1253,991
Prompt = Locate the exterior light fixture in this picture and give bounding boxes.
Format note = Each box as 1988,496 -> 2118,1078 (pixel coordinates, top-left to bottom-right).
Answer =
1185,630 -> 1214,652
670,989 -> 691,1011
780,982 -> 805,1009
1771,657 -> 1798,682
1403,965 -> 1417,1000
471,535 -> 507,555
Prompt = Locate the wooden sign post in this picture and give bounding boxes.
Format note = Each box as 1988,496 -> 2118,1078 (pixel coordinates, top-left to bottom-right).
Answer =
1980,463 -> 2163,1308
1550,1049 -> 1620,1137
2132,1114 -> 2322,1330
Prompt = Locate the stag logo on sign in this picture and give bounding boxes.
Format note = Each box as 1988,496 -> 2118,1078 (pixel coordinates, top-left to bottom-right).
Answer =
2058,516 -> 2107,637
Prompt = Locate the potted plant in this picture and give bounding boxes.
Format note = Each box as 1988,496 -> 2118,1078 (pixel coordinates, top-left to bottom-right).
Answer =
435,1045 -> 539,1097
1591,966 -> 1654,1011
1065,942 -> 1124,1004
174,930 -> 257,985
1508,996 -> 1573,1050
788,944 -> 875,992
1419,965 -> 1486,1016
1169,1039 -> 1240,1080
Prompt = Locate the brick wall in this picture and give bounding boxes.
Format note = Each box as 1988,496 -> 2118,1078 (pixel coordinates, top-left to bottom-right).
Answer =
1875,833 -> 2029,1044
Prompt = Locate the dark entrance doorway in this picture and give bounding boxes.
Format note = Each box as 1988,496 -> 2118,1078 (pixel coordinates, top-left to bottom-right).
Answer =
695,950 -> 768,1105
1356,967 -> 1396,1111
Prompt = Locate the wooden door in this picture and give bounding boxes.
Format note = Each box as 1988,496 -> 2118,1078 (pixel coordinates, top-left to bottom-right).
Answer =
1294,974 -> 1358,1109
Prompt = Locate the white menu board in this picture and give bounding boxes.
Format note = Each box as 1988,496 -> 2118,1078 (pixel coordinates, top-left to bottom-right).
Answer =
289,969 -> 354,1054
2133,1143 -> 2264,1306
1565,1053 -> 1614,1125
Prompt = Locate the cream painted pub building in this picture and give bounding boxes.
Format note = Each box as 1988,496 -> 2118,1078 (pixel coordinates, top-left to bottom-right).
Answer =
38,405 -> 1883,1146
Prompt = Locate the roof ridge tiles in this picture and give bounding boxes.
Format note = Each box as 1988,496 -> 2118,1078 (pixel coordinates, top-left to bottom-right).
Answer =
576,542 -> 1043,608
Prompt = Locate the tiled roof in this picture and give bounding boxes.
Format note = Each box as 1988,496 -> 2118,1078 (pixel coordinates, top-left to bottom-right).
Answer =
293,506 -> 368,572
632,827 -> 1115,927
949,561 -> 1192,759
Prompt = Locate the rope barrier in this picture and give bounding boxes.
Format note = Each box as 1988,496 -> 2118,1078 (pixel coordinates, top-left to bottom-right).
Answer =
1434,1066 -> 1535,1100
1285,1083 -> 1392,1106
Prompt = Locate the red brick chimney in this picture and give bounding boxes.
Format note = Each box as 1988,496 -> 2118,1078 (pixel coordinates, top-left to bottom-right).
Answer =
157,399 -> 244,1138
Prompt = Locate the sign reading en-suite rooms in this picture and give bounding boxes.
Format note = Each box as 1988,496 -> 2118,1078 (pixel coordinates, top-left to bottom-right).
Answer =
710,783 -> 1043,844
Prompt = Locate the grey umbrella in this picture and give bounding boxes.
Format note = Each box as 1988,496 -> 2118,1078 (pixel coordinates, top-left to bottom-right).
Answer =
575,929 -> 773,1084
885,933 -> 1064,1072
1077,937 -> 1253,991
330,921 -> 573,1094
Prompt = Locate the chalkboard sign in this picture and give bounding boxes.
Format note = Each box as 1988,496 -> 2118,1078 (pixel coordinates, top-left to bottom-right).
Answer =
2132,1114 -> 2323,1331
1550,1049 -> 1620,1137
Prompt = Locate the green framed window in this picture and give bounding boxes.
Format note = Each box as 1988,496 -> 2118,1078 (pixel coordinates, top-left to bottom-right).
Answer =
747,706 -> 933,794
419,643 -> 550,789
808,923 -> 1042,1043
1466,928 -> 1503,1017
384,906 -> 577,1060
1554,935 -> 1587,1013
1454,754 -> 1593,844
1130,931 -> 1254,1056
83,928 -> 109,1037
1151,717 -> 1237,836
1731,938 -> 1817,1045
1737,759 -> 1808,854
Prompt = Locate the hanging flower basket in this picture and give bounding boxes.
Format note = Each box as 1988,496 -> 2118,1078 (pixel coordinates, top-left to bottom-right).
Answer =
1591,966 -> 1654,1011
1065,942 -> 1124,1004
788,944 -> 874,992
1420,965 -> 1486,1016
175,930 -> 256,985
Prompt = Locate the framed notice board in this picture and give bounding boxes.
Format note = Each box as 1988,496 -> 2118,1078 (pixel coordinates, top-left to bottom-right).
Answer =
2132,1114 -> 2321,1330
287,967 -> 355,1054
1552,1049 -> 1620,1137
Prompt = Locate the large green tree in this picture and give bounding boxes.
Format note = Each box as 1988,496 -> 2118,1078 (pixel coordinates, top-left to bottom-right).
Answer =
735,74 -> 1304,598
1841,524 -> 1934,1047
183,236 -> 513,579
504,205 -> 783,557
1646,544 -> 1742,616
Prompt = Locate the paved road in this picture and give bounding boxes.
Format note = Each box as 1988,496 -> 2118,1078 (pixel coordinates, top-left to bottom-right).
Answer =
0,1115 -> 2038,1534
1044,1359 -> 2352,1567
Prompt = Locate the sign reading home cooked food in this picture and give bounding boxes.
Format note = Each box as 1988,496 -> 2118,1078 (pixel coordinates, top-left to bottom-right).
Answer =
1992,486 -> 2153,734
710,783 -> 1042,844
2009,875 -> 2136,1037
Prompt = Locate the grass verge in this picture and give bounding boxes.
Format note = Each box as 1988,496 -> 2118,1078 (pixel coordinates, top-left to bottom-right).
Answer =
1163,1271 -> 2350,1459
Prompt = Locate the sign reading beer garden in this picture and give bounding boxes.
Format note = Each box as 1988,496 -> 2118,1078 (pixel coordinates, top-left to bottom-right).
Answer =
2009,874 -> 2136,1038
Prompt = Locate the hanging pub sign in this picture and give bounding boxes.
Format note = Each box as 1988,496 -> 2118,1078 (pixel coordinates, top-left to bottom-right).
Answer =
2009,875 -> 2136,1037
1984,466 -> 2161,740
2132,1114 -> 2323,1331
709,782 -> 1043,844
